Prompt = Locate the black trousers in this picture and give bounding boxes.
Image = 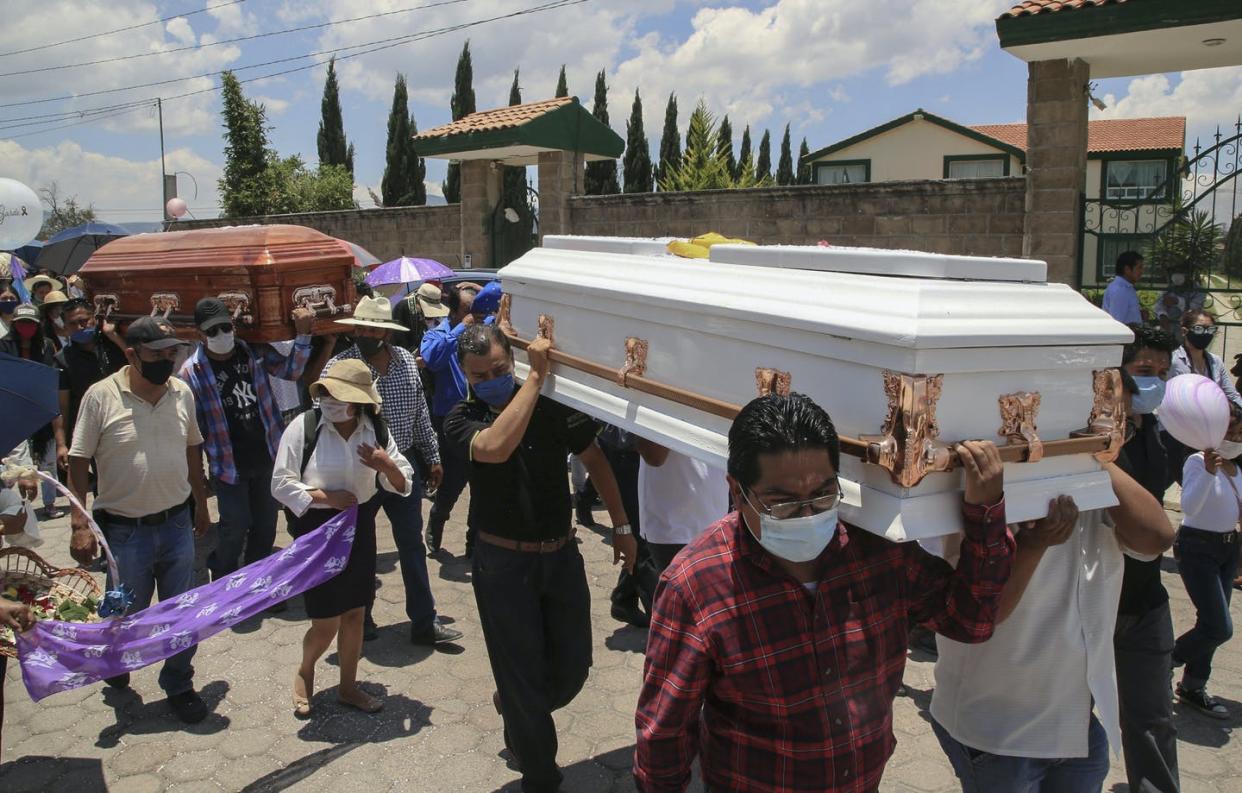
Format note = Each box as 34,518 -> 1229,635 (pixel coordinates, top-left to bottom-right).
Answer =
648,542 -> 686,576
430,413 -> 470,529
602,445 -> 659,611
1115,600 -> 1180,793
473,539 -> 592,793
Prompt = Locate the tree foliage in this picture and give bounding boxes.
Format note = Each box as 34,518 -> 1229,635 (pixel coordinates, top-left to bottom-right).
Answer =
776,124 -> 794,186
1149,206 -> 1223,281
38,183 -> 96,238
656,93 -> 681,191
756,129 -> 772,182
716,116 -> 736,182
498,69 -> 534,265
623,89 -> 653,193
737,126 -> 752,183
219,71 -> 271,217
317,57 -> 353,175
443,41 -> 476,203
381,74 -> 425,207
797,137 -> 812,185
659,101 -> 771,192
584,70 -> 620,195
555,65 -> 568,98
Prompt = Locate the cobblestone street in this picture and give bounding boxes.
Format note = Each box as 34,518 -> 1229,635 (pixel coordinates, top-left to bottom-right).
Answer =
2,495 -> 1240,792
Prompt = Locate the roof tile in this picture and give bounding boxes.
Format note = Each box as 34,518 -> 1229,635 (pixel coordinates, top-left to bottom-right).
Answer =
970,116 -> 1185,153
1002,0 -> 1130,18
414,97 -> 575,141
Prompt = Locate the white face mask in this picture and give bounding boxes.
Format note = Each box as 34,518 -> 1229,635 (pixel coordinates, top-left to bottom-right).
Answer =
1217,440 -> 1242,461
741,491 -> 839,563
319,395 -> 356,423
205,330 -> 235,355
52,316 -> 64,330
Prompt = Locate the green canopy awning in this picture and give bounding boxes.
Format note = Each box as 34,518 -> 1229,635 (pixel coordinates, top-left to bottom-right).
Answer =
413,96 -> 623,165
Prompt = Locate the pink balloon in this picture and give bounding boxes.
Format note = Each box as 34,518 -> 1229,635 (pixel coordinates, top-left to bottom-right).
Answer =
1160,373 -> 1230,451
165,197 -> 188,219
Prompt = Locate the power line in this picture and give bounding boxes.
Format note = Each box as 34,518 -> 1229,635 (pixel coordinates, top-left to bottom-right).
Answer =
2,104 -> 153,139
0,0 -> 249,58
0,0 -> 588,134
0,0 -> 473,78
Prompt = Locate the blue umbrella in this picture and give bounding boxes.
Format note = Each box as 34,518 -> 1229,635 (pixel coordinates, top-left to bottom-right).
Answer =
0,352 -> 58,457
7,241 -> 42,268
38,221 -> 129,276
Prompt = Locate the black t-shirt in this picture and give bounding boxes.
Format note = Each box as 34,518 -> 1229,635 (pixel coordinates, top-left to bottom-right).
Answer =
1116,418 -> 1170,616
56,338 -> 125,434
445,393 -> 598,541
209,349 -> 271,474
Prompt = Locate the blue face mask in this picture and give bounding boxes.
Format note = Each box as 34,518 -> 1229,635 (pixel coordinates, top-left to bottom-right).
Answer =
70,327 -> 97,345
1131,375 -> 1166,415
473,373 -> 515,407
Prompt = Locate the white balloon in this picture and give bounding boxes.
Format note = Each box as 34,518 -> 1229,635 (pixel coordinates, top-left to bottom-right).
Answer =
0,179 -> 42,249
165,197 -> 188,219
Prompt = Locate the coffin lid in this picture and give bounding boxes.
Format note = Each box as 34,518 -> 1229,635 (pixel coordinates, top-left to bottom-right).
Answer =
511,236 -> 1133,349
81,224 -> 353,272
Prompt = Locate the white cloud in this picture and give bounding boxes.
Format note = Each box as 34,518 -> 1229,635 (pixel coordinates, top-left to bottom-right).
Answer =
0,140 -> 222,223
1097,67 -> 1242,148
166,17 -> 197,47
252,95 -> 292,116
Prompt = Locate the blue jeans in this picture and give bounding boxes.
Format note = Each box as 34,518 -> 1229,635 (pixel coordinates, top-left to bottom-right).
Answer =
208,467 -> 278,579
379,480 -> 437,632
1173,527 -> 1240,688
100,506 -> 197,695
932,715 -> 1110,793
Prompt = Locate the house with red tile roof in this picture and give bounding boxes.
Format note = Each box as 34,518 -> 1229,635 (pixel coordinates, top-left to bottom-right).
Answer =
805,108 -> 1185,284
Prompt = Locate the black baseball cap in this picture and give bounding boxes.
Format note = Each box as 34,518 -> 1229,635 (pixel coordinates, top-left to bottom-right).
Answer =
195,297 -> 232,331
125,316 -> 186,350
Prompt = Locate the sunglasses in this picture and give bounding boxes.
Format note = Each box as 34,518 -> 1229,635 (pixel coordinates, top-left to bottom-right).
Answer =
203,323 -> 234,337
745,482 -> 842,520
1190,325 -> 1218,336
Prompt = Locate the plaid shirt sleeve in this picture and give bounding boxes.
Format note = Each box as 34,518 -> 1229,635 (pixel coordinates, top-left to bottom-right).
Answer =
906,499 -> 1015,643
260,335 -> 312,381
634,579 -> 711,793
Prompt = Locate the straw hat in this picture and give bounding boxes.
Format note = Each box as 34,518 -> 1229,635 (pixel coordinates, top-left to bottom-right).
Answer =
414,283 -> 448,318
310,359 -> 382,405
23,273 -> 62,294
336,295 -> 408,331
41,290 -> 68,307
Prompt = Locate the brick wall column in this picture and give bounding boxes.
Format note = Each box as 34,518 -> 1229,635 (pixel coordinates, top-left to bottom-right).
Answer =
1023,58 -> 1090,286
460,159 -> 502,267
537,150 -> 583,238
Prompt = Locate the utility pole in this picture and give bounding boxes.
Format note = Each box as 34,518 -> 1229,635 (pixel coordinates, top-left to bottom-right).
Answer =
158,98 -> 168,221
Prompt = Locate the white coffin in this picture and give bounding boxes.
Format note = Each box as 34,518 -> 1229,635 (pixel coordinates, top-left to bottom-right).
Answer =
498,236 -> 1134,541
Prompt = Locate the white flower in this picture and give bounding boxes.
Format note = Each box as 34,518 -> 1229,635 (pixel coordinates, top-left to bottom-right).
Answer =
248,576 -> 272,593
195,603 -> 218,619
84,645 -> 107,658
174,592 -> 200,610
54,672 -> 91,691
51,623 -> 78,640
324,556 -> 347,573
225,574 -> 247,591
278,547 -> 298,561
323,522 -> 339,539
270,582 -> 293,599
26,648 -> 58,668
216,607 -> 243,625
342,527 -> 356,543
168,631 -> 194,651
148,624 -> 171,638
121,650 -> 145,669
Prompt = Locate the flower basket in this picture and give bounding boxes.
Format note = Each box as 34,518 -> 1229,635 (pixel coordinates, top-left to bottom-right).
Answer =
0,546 -> 103,658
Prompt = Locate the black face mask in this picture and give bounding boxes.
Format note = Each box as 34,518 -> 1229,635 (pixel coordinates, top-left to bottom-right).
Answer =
139,358 -> 175,385
1187,331 -> 1214,351
355,336 -> 385,358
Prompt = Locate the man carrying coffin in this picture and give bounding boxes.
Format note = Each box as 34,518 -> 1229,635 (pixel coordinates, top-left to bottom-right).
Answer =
633,392 -> 1015,793
445,323 -> 637,793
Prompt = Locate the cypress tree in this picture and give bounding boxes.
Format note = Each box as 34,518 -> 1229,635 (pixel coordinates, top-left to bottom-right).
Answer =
776,124 -> 794,185
381,74 -> 412,207
797,137 -> 812,185
716,115 -> 736,182
500,69 -> 532,264
555,65 -> 568,98
317,57 -> 352,174
756,129 -> 772,182
584,69 -> 620,195
407,117 -> 426,205
443,41 -> 476,203
737,125 -> 752,182
655,93 -> 681,190
623,88 -> 653,193
219,71 -> 271,217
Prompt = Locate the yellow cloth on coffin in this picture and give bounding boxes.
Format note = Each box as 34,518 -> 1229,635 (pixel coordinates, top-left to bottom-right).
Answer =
666,232 -> 756,259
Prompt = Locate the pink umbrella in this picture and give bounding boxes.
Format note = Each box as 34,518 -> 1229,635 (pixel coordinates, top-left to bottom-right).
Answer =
366,256 -> 455,286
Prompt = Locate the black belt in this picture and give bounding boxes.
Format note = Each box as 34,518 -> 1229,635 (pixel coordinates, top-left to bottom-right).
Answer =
96,500 -> 189,527
1181,526 -> 1238,544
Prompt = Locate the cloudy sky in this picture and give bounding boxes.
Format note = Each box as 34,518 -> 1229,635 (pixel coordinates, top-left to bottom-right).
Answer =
1,0 -> 1239,226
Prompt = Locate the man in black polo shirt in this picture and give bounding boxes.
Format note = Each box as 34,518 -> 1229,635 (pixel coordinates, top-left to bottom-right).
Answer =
54,299 -> 126,469
445,324 -> 637,793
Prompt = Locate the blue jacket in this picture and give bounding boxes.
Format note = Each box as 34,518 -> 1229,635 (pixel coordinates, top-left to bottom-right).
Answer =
421,317 -> 494,417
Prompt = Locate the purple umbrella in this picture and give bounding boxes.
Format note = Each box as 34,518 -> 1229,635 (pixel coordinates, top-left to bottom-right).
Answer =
366,256 -> 455,287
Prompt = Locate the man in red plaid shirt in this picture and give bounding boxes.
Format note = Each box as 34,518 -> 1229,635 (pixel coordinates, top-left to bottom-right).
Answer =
634,393 -> 1015,792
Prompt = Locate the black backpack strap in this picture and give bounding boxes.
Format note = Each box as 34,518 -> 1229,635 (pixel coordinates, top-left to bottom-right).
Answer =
299,408 -> 323,477
371,408 -> 391,452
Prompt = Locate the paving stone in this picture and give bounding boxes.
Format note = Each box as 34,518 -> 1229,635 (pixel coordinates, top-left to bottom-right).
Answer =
160,748 -> 222,784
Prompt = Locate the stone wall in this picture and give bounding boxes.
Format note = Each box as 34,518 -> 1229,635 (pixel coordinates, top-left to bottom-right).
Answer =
173,204 -> 463,266
568,177 -> 1027,258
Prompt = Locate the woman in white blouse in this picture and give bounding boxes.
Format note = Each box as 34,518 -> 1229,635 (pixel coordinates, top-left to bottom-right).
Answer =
1171,411 -> 1242,720
272,359 -> 414,718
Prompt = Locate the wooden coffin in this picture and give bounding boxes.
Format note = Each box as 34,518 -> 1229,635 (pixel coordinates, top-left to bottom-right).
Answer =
79,224 -> 357,343
497,236 -> 1135,542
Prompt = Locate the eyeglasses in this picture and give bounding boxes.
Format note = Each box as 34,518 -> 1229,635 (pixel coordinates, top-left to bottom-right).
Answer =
744,482 -> 842,520
203,323 -> 233,337
1190,325 -> 1217,336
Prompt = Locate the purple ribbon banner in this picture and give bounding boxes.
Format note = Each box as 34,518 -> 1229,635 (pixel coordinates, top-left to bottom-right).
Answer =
15,506 -> 358,701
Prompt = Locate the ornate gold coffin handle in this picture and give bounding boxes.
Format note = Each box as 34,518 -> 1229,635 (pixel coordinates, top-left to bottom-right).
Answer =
500,307 -> 1124,487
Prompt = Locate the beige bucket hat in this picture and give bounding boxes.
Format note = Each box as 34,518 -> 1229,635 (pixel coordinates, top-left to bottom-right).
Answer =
336,295 -> 408,331
310,359 -> 382,405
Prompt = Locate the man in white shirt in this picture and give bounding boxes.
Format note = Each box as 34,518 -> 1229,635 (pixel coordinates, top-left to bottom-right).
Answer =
1102,251 -> 1144,326
634,439 -> 729,573
930,462 -> 1173,793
